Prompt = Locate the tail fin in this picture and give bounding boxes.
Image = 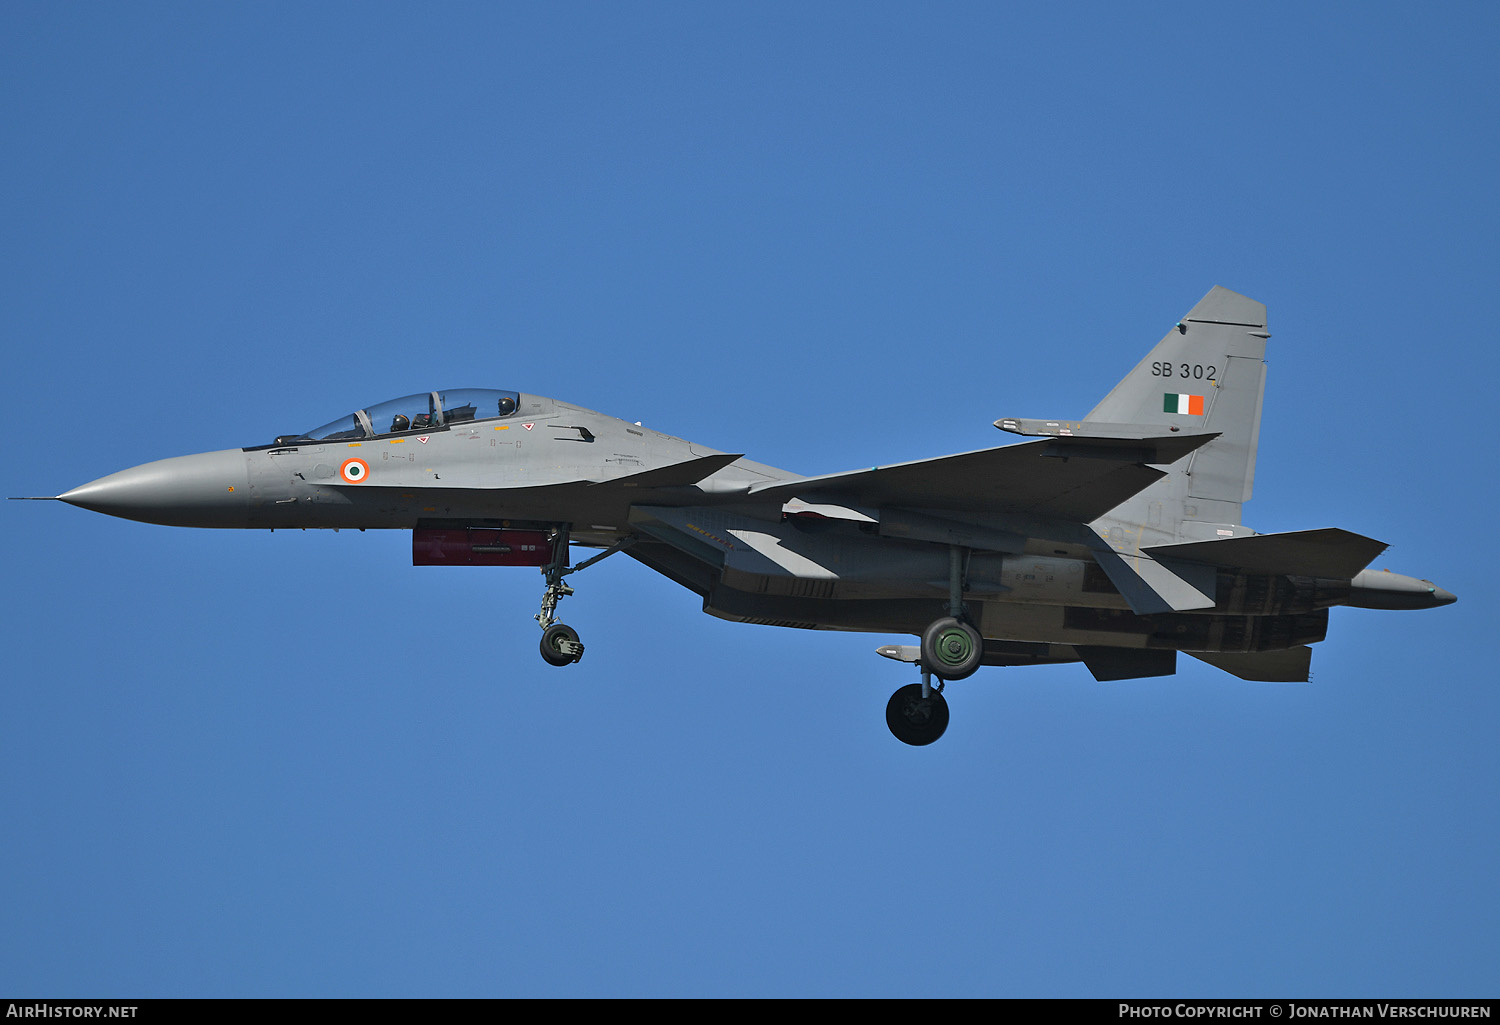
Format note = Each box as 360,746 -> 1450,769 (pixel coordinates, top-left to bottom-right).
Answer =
1087,286 -> 1269,538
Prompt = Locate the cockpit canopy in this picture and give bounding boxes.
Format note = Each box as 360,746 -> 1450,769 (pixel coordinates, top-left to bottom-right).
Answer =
283,389 -> 520,444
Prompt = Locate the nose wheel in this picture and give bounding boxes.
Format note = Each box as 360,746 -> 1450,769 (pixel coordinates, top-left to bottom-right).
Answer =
540,622 -> 584,666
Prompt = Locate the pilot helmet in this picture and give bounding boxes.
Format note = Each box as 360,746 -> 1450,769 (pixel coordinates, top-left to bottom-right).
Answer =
391,414 -> 410,432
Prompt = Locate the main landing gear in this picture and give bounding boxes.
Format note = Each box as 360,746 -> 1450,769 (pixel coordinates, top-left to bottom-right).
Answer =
881,546 -> 983,746
885,673 -> 950,747
534,526 -> 633,667
920,616 -> 983,681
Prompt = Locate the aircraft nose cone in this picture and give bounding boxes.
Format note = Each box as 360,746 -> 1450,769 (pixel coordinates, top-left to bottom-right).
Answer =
1430,586 -> 1458,606
59,449 -> 250,527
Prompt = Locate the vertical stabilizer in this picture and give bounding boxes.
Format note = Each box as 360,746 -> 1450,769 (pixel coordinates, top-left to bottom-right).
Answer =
1087,286 -> 1269,541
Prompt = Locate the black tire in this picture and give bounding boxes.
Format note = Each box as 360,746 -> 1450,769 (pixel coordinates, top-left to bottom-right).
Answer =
885,683 -> 950,746
920,616 -> 983,681
540,623 -> 582,666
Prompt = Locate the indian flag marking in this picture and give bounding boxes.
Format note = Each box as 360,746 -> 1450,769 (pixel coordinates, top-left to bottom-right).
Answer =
1163,393 -> 1205,415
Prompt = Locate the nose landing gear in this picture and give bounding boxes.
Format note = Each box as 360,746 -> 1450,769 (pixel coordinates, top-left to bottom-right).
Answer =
533,527 -> 634,667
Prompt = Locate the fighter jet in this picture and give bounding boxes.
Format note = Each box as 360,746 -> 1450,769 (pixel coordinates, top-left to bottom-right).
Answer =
36,287 -> 1455,744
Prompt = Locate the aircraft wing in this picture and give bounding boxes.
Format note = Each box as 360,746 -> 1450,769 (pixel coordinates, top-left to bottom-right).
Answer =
746,434 -> 1217,522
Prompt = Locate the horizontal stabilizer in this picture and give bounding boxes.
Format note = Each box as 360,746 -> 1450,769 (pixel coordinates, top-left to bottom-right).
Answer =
1076,646 -> 1178,681
747,434 -> 1214,522
1189,646 -> 1312,682
589,453 -> 744,489
1145,528 -> 1387,580
996,417 -> 1221,454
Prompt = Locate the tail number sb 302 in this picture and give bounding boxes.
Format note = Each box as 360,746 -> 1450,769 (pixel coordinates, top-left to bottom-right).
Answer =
1153,362 -> 1216,381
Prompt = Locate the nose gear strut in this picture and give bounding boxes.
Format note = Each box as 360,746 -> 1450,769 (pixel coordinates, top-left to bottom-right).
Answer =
534,526 -> 635,666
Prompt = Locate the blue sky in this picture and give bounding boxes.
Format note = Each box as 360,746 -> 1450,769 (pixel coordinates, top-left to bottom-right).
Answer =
3,2 -> 1497,998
